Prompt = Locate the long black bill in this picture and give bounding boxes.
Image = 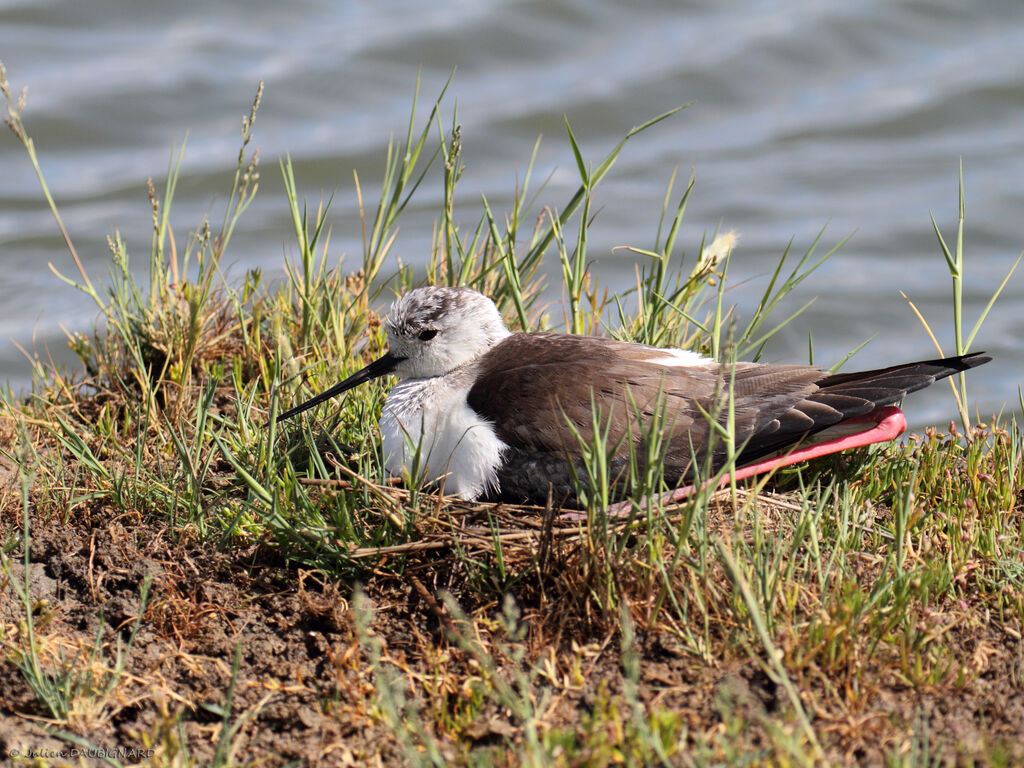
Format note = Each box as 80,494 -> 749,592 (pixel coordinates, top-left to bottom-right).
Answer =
275,351 -> 404,423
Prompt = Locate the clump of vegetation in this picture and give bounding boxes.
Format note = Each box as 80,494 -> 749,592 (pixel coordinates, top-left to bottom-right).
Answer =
1,64 -> 1022,766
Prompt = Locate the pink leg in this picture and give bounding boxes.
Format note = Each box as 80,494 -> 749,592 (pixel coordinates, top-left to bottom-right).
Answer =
598,406 -> 908,517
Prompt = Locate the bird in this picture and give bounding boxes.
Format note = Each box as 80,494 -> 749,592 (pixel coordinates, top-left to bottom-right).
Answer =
276,285 -> 991,506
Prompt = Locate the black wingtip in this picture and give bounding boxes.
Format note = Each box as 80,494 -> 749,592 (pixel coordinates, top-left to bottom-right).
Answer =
954,351 -> 992,369
925,351 -> 992,379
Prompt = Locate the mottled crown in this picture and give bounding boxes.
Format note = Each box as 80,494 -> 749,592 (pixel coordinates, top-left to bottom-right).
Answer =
383,286 -> 511,379
385,286 -> 493,336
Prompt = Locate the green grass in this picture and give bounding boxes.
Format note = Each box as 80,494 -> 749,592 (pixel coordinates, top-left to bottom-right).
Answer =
1,65 -> 1022,766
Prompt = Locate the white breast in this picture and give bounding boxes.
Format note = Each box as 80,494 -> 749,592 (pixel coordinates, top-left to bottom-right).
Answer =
379,376 -> 506,500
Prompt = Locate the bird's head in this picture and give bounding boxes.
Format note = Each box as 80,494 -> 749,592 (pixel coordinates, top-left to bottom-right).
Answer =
384,286 -> 510,379
275,286 -> 510,423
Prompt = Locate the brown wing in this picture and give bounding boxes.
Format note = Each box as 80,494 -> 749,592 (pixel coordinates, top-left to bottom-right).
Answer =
735,351 -> 992,464
465,333 -> 827,473
467,335 -> 991,477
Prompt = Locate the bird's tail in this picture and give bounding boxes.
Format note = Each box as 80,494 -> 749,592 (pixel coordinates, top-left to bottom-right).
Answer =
814,351 -> 991,407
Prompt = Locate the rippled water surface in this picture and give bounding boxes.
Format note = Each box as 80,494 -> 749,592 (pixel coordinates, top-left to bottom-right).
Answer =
1,0 -> 1022,426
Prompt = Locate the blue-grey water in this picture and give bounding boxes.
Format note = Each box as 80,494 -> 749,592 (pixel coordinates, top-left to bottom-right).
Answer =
1,0 -> 1022,429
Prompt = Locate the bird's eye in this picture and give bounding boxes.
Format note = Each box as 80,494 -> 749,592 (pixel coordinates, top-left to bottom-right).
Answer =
418,329 -> 438,341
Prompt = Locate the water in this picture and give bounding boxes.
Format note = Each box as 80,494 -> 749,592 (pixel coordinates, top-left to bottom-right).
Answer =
1,0 -> 1021,428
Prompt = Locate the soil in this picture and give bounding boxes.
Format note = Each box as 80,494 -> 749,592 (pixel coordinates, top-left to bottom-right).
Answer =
2,467 -> 1023,765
